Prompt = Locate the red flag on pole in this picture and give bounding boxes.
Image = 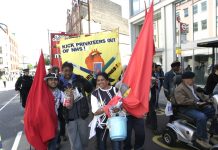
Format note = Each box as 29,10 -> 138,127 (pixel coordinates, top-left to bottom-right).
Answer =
103,1 -> 154,118
24,52 -> 58,149
122,1 -> 154,118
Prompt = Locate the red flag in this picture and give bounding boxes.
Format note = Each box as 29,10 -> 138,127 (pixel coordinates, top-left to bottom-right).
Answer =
102,2 -> 154,118
122,1 -> 154,118
103,2 -> 154,118
24,52 -> 58,149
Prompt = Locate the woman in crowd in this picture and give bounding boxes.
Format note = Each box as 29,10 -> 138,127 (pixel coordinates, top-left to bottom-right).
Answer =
90,72 -> 121,150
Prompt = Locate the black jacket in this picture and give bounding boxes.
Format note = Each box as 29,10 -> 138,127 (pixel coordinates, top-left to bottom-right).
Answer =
59,74 -> 93,122
205,73 -> 218,95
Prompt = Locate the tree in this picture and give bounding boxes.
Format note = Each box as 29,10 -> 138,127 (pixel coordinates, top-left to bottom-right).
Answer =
44,58 -> 50,66
27,64 -> 33,69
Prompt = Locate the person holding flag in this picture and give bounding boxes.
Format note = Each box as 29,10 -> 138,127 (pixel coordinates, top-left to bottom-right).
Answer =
24,52 -> 58,150
103,1 -> 155,150
89,72 -> 121,150
44,73 -> 73,149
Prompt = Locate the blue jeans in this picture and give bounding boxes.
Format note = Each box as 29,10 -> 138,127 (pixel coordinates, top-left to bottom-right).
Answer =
124,115 -> 145,150
95,127 -> 121,150
180,105 -> 218,140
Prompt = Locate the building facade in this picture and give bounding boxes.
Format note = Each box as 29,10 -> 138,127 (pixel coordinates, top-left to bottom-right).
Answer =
129,0 -> 218,85
66,0 -> 131,65
0,28 -> 19,76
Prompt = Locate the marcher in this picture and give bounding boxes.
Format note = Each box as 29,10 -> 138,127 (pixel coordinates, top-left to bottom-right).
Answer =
45,73 -> 73,150
174,71 -> 218,149
89,72 -> 121,150
15,69 -> 33,108
163,61 -> 181,101
1,73 -> 7,88
51,66 -> 68,144
146,63 -> 159,134
205,64 -> 218,96
185,65 -> 192,72
163,61 -> 182,122
59,62 -> 93,150
155,64 -> 164,109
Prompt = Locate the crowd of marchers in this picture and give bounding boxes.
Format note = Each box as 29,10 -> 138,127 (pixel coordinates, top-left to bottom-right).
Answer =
14,61 -> 218,150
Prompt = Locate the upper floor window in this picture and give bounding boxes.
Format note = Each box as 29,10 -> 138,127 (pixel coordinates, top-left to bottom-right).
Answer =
193,5 -> 198,14
201,1 -> 207,12
184,8 -> 188,17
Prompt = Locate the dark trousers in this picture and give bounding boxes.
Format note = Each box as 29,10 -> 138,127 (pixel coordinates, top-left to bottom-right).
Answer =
180,105 -> 218,140
146,93 -> 157,130
124,115 -> 145,150
57,106 -> 66,144
3,81 -> 6,88
96,127 -> 121,150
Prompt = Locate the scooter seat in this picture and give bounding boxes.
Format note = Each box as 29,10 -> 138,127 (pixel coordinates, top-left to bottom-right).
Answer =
175,112 -> 196,125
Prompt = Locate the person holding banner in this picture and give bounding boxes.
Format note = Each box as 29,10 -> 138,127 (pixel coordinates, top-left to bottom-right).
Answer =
59,62 -> 93,150
89,72 -> 121,150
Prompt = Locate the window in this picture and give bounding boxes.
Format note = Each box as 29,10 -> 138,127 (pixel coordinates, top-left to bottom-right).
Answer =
193,5 -> 198,14
0,57 -> 3,64
201,19 -> 207,30
193,22 -> 198,32
184,8 -> 188,17
201,1 -> 207,12
186,24 -> 189,33
176,11 -> 180,17
0,46 -> 2,54
217,16 -> 218,27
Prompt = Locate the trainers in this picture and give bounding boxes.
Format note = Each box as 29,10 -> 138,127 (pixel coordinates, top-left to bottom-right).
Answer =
196,139 -> 212,149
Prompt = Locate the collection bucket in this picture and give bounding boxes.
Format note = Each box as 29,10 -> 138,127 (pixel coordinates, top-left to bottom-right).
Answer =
107,116 -> 127,141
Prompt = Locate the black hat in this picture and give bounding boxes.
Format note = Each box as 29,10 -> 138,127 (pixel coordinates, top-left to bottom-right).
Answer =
182,71 -> 195,79
44,73 -> 58,80
171,61 -> 181,68
23,68 -> 29,72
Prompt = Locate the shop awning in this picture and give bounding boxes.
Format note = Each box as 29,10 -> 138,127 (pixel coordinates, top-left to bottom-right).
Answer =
197,40 -> 218,48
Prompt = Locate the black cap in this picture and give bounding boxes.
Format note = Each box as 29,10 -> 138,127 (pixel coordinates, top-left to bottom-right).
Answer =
171,61 -> 181,68
44,73 -> 58,80
182,71 -> 195,79
23,69 -> 29,72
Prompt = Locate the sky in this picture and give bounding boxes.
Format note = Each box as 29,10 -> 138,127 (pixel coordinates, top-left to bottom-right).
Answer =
0,0 -> 128,64
0,0 -> 71,64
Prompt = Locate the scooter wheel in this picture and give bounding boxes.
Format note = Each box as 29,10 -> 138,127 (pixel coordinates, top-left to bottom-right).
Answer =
162,128 -> 177,146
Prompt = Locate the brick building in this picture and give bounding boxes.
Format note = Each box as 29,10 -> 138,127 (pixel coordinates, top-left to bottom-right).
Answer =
66,0 -> 131,65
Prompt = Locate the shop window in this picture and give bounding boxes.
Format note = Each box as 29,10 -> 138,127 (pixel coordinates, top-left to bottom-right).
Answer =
193,5 -> 198,14
201,19 -> 207,30
193,22 -> 198,32
184,8 -> 188,17
201,1 -> 207,12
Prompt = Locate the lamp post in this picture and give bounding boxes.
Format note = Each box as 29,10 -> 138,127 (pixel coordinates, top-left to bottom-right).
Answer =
0,22 -> 8,33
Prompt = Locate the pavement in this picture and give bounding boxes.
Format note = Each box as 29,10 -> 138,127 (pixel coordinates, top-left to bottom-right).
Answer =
0,80 -> 16,91
0,88 -> 195,150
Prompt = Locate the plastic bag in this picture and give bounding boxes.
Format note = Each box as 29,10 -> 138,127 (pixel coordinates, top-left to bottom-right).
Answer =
165,101 -> 173,116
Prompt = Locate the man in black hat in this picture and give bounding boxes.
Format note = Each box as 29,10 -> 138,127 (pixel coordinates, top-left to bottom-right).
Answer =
15,69 -> 33,108
174,71 -> 218,148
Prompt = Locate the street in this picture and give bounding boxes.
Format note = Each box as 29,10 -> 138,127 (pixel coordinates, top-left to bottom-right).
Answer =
0,86 -> 194,150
